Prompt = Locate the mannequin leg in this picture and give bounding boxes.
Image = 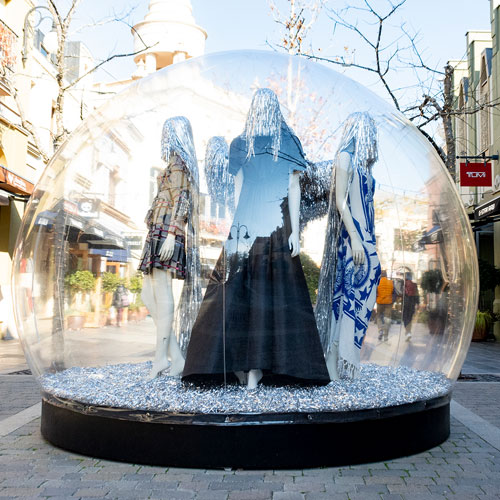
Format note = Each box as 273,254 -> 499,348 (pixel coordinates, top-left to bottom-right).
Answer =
326,343 -> 340,381
235,371 -> 247,385
247,369 -> 263,389
142,270 -> 184,379
167,329 -> 185,377
141,275 -> 157,322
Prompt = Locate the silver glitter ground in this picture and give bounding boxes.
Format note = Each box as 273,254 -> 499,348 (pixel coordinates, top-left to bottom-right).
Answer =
40,364 -> 451,415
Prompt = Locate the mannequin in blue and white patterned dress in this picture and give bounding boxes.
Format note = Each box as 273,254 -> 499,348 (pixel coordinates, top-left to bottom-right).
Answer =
326,112 -> 381,380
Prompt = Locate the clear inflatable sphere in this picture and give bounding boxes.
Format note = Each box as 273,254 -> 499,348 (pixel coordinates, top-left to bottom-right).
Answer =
13,50 -> 477,418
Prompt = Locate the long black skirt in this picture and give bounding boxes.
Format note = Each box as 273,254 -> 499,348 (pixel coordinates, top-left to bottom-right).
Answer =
182,226 -> 330,386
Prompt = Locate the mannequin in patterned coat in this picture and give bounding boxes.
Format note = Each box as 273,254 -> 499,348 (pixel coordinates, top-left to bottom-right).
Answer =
138,116 -> 197,379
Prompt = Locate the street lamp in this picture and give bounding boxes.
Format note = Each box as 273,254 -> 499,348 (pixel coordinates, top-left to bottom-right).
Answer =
227,222 -> 250,254
22,6 -> 58,67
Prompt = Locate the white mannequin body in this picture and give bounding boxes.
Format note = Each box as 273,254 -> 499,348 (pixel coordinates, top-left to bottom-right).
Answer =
326,151 -> 366,381
142,233 -> 185,379
232,168 -> 301,389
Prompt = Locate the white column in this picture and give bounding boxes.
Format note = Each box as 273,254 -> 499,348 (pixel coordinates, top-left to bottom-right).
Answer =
145,53 -> 157,74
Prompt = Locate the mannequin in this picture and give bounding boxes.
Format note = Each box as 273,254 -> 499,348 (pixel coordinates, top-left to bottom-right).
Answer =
183,88 -> 330,388
318,112 -> 381,380
138,116 -> 198,379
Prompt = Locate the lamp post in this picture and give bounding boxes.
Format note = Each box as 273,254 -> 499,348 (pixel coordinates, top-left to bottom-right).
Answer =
22,6 -> 58,67
227,222 -> 250,254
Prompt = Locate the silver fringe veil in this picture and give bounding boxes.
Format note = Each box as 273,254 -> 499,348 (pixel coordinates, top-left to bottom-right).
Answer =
315,111 -> 378,356
243,88 -> 287,160
299,159 -> 334,228
204,136 -> 234,213
159,116 -> 202,355
161,116 -> 199,186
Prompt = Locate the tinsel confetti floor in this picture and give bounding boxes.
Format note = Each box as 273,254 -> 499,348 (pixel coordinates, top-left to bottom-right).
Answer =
39,362 -> 452,414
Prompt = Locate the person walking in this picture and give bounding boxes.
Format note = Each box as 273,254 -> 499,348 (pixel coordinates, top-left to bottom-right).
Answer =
112,284 -> 130,327
376,270 -> 394,341
402,273 -> 420,341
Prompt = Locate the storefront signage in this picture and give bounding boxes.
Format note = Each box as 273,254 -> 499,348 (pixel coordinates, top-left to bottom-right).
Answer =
63,200 -> 78,215
124,235 -> 144,250
77,198 -> 100,219
474,195 -> 500,220
0,166 -> 34,195
460,162 -> 492,187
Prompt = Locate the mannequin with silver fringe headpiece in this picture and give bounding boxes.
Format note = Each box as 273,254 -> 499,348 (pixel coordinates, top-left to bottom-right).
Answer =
204,136 -> 234,212
183,88 -> 330,389
315,111 -> 381,381
138,115 -> 201,380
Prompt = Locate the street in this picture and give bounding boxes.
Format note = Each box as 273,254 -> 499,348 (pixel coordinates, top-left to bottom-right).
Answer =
0,335 -> 500,499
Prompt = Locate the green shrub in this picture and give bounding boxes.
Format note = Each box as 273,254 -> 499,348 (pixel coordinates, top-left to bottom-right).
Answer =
65,270 -> 96,292
101,272 -> 124,293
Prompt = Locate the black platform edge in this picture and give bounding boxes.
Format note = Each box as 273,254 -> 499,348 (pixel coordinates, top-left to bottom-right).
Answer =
41,393 -> 451,469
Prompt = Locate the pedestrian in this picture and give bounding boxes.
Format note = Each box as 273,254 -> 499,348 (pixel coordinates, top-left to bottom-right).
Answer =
112,284 -> 130,327
376,270 -> 394,341
402,273 -> 419,341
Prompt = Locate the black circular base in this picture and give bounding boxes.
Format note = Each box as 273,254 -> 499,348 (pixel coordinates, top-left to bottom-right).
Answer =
41,394 -> 450,469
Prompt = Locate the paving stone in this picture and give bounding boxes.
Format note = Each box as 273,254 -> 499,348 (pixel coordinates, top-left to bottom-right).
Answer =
194,492 -> 229,500
228,491 -> 273,500
304,494 -> 348,500
272,493 -> 304,500
355,483 -> 389,494
283,481 -> 325,493
74,487 -> 111,497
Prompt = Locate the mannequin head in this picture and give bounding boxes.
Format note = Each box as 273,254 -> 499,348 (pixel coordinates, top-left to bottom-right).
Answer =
337,111 -> 378,172
243,88 -> 286,160
161,116 -> 198,183
205,136 -> 232,207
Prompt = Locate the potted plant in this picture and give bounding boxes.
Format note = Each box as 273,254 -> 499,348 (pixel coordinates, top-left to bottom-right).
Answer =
127,302 -> 140,322
65,270 -> 96,330
472,310 -> 493,341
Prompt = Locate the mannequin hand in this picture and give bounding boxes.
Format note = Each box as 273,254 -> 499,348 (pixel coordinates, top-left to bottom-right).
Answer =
159,233 -> 176,261
288,231 -> 300,258
351,235 -> 365,266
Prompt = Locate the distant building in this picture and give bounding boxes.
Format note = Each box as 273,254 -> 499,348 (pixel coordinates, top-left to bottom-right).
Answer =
0,0 -> 95,337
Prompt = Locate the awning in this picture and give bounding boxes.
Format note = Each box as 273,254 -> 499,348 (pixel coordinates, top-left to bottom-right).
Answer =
89,248 -> 129,263
420,225 -> 442,245
34,210 -> 86,241
0,188 -> 10,206
0,165 -> 34,195
34,209 -> 128,249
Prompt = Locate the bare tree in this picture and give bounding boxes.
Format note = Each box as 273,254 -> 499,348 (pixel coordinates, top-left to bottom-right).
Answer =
14,0 -> 153,161
269,0 -> 325,55
269,0 -> 491,178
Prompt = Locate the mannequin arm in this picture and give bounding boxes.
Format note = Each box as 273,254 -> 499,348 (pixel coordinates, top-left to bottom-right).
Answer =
234,169 -> 243,206
336,152 -> 365,266
159,155 -> 190,261
288,170 -> 301,258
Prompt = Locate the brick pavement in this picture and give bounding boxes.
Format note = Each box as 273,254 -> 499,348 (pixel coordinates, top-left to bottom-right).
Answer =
1,339 -> 500,499
0,376 -> 40,419
452,382 -> 500,429
0,415 -> 499,499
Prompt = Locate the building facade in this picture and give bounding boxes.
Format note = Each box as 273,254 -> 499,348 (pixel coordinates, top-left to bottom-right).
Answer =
451,0 -> 500,337
0,0 -> 95,337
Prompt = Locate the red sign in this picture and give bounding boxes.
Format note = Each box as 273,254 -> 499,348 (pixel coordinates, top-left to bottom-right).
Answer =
0,166 -> 34,195
459,162 -> 492,187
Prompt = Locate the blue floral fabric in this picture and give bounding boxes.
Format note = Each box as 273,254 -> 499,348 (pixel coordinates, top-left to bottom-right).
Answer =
330,151 -> 381,362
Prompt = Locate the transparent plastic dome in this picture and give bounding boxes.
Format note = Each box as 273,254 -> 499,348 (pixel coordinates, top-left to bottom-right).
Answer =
12,50 -> 477,415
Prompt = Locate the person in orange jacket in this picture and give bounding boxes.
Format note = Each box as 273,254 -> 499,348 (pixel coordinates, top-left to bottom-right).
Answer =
376,270 -> 394,341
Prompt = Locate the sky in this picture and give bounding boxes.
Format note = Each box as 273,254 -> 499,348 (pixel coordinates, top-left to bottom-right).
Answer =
62,0 -> 492,107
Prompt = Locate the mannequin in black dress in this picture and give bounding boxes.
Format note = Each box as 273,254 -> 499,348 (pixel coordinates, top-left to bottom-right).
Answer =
183,88 -> 329,388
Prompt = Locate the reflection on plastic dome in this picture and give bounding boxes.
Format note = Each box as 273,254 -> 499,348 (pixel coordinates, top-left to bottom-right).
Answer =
12,50 -> 477,414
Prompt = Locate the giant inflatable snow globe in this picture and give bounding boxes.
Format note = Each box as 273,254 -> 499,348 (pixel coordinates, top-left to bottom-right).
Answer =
12,50 -> 478,468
